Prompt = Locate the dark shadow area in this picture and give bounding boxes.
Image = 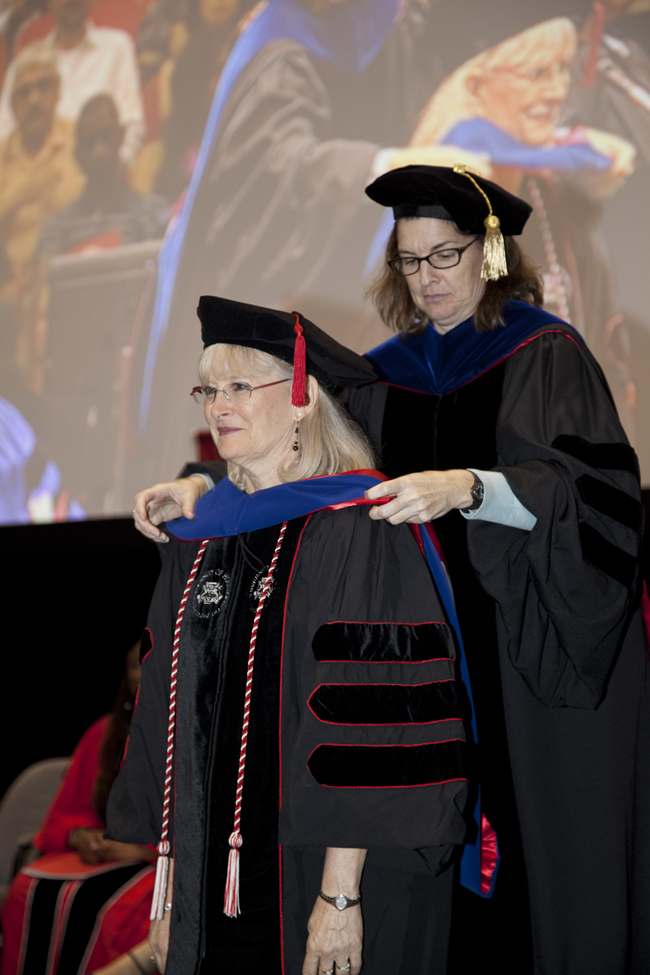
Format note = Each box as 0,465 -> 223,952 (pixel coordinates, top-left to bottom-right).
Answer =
0,517 -> 161,800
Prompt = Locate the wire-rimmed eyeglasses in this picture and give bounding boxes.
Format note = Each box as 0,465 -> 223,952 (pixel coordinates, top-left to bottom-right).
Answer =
388,237 -> 481,276
191,378 -> 290,405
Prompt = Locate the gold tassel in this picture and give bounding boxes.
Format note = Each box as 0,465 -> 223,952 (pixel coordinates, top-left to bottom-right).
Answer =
481,213 -> 508,282
453,164 -> 508,281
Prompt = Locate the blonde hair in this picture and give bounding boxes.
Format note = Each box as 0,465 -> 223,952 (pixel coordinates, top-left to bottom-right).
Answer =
199,344 -> 376,489
411,18 -> 577,147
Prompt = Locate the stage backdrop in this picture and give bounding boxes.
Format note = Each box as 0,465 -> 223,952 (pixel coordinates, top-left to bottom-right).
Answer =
1,0 -> 650,524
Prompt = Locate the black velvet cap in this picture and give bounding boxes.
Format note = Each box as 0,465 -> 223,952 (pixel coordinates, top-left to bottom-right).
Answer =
197,295 -> 376,391
365,165 -> 532,235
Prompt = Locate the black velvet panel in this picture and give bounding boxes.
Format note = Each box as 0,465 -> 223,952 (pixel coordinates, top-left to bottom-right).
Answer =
308,681 -> 460,725
381,387 -> 437,479
312,621 -> 455,663
308,740 -> 468,788
380,364 -> 505,479
139,626 -> 153,662
579,523 -> 637,588
553,435 -> 639,476
576,475 -> 643,533
432,363 -> 505,472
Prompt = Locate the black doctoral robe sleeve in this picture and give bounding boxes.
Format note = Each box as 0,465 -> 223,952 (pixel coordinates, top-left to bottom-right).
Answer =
466,330 -> 643,709
279,506 -> 469,855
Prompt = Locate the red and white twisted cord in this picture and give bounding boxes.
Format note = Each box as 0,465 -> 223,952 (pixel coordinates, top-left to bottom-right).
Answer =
151,539 -> 209,921
223,522 -> 288,917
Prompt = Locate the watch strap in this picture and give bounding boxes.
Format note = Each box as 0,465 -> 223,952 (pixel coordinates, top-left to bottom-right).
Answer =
319,890 -> 362,911
461,471 -> 485,512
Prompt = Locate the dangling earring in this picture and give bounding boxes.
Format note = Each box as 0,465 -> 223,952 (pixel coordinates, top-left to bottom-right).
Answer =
293,414 -> 301,451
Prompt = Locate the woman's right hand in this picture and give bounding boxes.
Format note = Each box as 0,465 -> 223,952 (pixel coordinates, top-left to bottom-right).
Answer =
133,476 -> 208,542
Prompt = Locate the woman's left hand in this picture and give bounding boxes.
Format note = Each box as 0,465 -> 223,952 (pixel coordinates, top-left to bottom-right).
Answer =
365,470 -> 474,524
302,898 -> 363,975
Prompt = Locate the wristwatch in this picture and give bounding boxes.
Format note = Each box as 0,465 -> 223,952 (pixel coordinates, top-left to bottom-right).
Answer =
461,471 -> 485,512
319,890 -> 362,911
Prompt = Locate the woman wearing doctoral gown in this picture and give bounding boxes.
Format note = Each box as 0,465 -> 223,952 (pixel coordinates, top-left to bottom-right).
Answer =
107,297 -> 482,975
354,164 -> 650,974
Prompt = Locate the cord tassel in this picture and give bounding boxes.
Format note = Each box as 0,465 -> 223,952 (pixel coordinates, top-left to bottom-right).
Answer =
481,214 -> 508,281
453,163 -> 508,281
150,540 -> 209,924
223,831 -> 242,917
150,842 -> 170,921
291,314 -> 306,407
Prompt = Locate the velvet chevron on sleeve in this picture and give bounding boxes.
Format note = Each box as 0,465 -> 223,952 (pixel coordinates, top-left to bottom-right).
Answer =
279,507 -> 468,852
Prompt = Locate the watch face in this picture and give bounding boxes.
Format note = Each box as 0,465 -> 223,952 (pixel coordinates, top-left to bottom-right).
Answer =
335,894 -> 347,911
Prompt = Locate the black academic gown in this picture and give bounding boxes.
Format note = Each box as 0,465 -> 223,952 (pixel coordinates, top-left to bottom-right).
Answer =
141,37 -> 381,487
106,500 -> 470,975
348,310 -> 650,975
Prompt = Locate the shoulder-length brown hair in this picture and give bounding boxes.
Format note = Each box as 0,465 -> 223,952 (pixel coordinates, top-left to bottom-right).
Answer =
367,222 -> 544,335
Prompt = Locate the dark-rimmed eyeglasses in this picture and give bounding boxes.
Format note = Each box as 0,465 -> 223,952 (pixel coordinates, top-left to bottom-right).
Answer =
191,378 -> 290,405
388,237 -> 481,276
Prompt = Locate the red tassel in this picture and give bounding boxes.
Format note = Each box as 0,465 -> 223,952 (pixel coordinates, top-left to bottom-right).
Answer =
291,313 -> 306,407
223,831 -> 242,917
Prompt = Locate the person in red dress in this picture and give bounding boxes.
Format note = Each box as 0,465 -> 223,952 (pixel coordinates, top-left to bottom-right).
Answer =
1,643 -> 157,975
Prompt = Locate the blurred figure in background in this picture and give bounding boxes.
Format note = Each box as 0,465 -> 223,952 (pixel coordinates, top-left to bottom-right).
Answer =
0,45 -> 82,303
22,92 -> 164,394
0,0 -> 48,88
154,0 -> 242,201
0,0 -> 145,163
39,93 -> 165,257
0,641 -> 157,975
409,16 -> 637,434
130,0 -> 251,197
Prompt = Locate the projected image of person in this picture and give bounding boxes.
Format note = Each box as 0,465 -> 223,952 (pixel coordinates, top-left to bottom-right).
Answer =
136,0 -> 490,489
408,17 -> 637,432
567,0 -> 650,161
17,93 -> 164,395
0,0 -> 145,163
108,297 -> 472,975
0,45 -> 82,305
38,93 -> 165,258
153,0 -> 245,201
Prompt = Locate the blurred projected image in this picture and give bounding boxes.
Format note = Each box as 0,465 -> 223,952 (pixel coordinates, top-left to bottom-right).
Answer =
410,13 -> 639,432
0,0 -> 649,522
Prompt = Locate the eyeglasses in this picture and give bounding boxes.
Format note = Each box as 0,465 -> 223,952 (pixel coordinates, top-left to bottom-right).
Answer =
388,237 -> 481,276
190,378 -> 290,405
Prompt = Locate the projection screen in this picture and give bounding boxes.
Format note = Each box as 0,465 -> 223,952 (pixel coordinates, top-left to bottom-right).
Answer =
1,0 -> 649,524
